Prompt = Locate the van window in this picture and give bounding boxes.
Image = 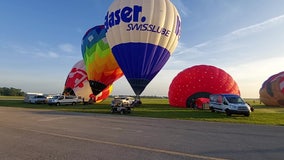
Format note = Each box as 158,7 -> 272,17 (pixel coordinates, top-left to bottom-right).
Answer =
225,96 -> 244,104
217,95 -> 222,104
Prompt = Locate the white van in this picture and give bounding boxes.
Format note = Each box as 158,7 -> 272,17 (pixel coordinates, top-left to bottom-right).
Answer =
24,93 -> 43,103
47,95 -> 82,106
209,94 -> 251,116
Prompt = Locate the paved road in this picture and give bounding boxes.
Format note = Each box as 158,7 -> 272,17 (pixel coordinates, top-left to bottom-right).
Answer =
0,107 -> 283,160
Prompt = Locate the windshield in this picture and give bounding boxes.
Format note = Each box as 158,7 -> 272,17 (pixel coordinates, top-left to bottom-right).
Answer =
225,96 -> 245,104
51,96 -> 61,99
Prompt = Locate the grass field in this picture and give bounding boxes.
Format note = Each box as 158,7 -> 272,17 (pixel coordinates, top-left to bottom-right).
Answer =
0,96 -> 284,126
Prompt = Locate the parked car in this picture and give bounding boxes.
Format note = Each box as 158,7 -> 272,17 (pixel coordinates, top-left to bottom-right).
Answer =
110,97 -> 136,114
29,95 -> 47,104
24,93 -> 43,103
47,95 -> 82,106
209,94 -> 251,116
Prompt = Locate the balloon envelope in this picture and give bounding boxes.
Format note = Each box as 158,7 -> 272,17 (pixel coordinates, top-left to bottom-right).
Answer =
81,25 -> 123,95
259,71 -> 284,106
168,65 -> 240,108
105,0 -> 181,96
64,60 -> 112,103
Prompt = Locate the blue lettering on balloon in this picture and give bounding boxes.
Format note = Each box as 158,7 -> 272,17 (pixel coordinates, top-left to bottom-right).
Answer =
114,9 -> 120,25
127,23 -> 171,37
105,5 -> 145,30
105,5 -> 175,38
175,15 -> 181,36
121,7 -> 132,23
127,23 -> 142,31
142,24 -> 148,31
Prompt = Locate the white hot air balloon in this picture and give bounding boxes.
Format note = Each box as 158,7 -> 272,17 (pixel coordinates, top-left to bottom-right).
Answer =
105,0 -> 181,98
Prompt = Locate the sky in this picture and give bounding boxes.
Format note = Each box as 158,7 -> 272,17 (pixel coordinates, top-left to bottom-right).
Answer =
1,0 -> 284,98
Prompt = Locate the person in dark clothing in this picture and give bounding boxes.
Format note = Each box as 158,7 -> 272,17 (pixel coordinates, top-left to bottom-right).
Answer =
190,98 -> 196,109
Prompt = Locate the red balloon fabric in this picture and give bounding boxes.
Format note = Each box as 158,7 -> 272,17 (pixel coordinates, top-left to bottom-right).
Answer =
64,60 -> 112,103
168,65 -> 240,108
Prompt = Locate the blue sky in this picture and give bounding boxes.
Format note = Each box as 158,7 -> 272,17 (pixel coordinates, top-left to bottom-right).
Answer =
1,0 -> 284,98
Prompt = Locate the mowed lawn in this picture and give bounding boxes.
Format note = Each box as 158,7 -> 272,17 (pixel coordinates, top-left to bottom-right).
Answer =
0,96 -> 283,126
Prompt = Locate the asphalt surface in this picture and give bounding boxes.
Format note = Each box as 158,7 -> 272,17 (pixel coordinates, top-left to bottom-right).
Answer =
0,107 -> 283,160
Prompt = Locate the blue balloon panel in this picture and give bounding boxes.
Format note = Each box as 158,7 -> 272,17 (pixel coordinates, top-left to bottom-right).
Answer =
112,43 -> 170,95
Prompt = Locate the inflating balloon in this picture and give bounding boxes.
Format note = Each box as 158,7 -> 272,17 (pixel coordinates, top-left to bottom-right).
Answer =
259,71 -> 284,106
64,60 -> 112,103
81,25 -> 123,95
94,85 -> 113,103
168,65 -> 240,108
105,0 -> 181,97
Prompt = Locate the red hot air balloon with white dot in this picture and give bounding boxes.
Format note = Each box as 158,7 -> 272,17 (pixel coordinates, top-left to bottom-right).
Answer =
168,65 -> 240,108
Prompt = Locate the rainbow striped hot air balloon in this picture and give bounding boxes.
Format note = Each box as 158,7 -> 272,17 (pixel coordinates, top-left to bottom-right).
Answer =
81,25 -> 123,95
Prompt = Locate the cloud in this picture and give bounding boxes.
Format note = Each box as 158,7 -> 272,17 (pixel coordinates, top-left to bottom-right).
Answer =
34,51 -> 59,58
3,41 -> 79,59
193,14 -> 284,51
172,0 -> 190,17
231,14 -> 284,37
225,56 -> 284,98
58,43 -> 75,53
170,14 -> 284,69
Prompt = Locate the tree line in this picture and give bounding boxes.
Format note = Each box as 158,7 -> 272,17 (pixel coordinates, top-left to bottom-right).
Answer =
0,87 -> 25,96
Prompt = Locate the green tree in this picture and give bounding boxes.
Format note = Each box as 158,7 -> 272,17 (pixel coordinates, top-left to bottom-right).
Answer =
0,87 -> 25,96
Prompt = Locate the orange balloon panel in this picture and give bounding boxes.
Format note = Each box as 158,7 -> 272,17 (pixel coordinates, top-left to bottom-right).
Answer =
259,71 -> 284,106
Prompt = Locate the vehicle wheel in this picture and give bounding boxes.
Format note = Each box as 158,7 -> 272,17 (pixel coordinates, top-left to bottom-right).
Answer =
210,107 -> 215,112
244,113 -> 250,117
120,110 -> 125,115
56,102 -> 60,106
225,109 -> 231,116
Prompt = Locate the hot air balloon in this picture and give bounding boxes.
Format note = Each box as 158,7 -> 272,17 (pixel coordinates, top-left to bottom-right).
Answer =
81,25 -> 123,95
105,0 -> 181,98
259,71 -> 284,106
64,60 -> 112,103
168,65 -> 240,108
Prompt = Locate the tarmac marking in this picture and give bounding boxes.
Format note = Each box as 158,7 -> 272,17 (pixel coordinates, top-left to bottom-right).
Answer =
38,116 -> 68,122
21,127 -> 229,160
